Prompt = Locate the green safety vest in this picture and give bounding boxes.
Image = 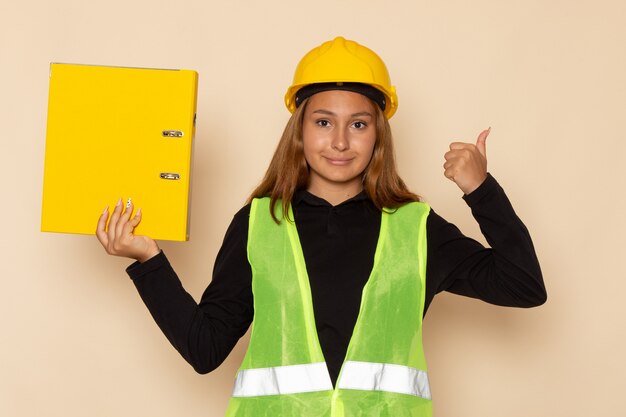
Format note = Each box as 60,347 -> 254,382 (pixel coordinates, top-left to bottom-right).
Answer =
225,197 -> 432,417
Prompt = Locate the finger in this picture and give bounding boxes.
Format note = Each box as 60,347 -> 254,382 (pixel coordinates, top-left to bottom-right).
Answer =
443,157 -> 459,170
475,127 -> 490,157
122,207 -> 142,235
129,208 -> 142,228
444,149 -> 466,161
116,199 -> 135,238
107,197 -> 124,243
96,206 -> 110,247
449,142 -> 472,151
443,157 -> 463,175
443,166 -> 456,180
445,148 -> 472,164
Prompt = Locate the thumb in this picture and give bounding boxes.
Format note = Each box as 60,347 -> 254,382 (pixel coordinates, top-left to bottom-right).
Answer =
476,127 -> 490,157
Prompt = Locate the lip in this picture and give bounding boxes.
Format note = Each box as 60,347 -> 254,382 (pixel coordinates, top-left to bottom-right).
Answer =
324,156 -> 354,166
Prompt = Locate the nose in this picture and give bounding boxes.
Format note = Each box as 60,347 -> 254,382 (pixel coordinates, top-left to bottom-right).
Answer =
331,127 -> 349,152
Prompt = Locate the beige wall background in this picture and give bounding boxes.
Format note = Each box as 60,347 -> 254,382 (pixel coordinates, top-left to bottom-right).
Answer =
2,0 -> 624,416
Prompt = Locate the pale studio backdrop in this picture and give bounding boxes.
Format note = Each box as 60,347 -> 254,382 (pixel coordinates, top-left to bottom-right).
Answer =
1,0 -> 625,416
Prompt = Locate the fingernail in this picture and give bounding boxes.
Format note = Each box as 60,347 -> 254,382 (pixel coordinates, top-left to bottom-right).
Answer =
116,198 -> 122,207
103,206 -> 109,215
137,208 -> 142,217
126,198 -> 132,208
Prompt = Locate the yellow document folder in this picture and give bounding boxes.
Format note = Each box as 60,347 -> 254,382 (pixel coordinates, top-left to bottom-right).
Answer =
41,63 -> 198,241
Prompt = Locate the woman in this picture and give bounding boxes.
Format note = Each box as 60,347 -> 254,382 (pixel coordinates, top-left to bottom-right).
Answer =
96,37 -> 546,417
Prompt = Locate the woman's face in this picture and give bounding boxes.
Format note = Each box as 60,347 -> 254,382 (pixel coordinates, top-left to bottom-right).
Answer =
302,90 -> 377,200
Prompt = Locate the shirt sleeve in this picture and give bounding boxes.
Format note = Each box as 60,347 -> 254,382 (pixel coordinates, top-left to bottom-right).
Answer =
127,205 -> 254,374
424,174 -> 547,312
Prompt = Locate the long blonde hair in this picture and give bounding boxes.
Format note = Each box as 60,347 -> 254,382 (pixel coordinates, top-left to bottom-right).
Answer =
248,97 -> 420,223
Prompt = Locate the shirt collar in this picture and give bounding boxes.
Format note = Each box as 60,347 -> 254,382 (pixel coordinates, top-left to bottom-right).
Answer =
293,189 -> 370,207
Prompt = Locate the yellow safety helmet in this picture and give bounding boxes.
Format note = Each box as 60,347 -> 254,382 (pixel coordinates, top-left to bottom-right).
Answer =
284,37 -> 398,119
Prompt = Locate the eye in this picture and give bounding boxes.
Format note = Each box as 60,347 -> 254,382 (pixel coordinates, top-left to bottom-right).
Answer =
316,119 -> 331,127
352,121 -> 367,129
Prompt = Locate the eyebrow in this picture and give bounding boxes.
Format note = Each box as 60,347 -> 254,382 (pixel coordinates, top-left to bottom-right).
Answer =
312,109 -> 374,118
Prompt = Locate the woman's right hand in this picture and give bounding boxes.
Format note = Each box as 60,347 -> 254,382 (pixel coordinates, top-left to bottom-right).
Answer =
96,198 -> 161,263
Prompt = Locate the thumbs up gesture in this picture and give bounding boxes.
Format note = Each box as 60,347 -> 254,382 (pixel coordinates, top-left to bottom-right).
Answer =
443,128 -> 490,195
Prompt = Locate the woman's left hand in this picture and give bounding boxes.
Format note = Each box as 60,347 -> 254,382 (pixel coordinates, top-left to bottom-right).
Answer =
443,127 -> 490,195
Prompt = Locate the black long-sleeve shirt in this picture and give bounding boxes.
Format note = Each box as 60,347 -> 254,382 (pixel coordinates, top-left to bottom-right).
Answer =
127,174 -> 546,385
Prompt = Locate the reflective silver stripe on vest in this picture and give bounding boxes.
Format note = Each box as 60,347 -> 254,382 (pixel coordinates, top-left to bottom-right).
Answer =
232,362 -> 333,397
337,361 -> 432,400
